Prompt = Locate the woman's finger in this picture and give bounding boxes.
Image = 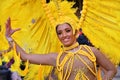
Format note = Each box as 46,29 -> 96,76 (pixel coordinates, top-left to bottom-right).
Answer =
7,17 -> 11,28
6,21 -> 10,31
5,23 -> 9,32
7,18 -> 11,31
11,28 -> 21,35
14,28 -> 21,32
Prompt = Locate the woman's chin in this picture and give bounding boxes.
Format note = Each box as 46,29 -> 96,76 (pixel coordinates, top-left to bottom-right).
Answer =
63,43 -> 72,47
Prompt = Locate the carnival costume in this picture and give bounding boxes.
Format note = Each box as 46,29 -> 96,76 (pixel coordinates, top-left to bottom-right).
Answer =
56,42 -> 98,80
0,0 -> 120,80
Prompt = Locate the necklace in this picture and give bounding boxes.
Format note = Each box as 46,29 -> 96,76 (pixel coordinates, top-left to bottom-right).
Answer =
63,42 -> 79,51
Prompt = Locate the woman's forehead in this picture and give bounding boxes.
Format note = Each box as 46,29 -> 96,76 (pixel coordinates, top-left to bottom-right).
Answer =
57,23 -> 72,30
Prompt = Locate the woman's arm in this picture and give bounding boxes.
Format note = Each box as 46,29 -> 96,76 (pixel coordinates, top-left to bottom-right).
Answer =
91,47 -> 117,80
5,17 -> 58,67
8,39 -> 57,66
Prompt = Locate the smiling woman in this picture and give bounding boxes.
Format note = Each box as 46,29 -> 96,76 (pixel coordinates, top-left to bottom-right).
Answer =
56,23 -> 76,47
0,0 -> 120,79
3,17 -> 117,80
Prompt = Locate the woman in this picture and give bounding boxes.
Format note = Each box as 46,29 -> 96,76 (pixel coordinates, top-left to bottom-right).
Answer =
5,18 -> 117,80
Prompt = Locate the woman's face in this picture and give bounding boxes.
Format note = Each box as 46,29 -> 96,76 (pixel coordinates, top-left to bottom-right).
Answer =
56,23 -> 76,47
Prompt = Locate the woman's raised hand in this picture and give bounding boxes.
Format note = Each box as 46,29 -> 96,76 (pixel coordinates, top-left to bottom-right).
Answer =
5,17 -> 21,38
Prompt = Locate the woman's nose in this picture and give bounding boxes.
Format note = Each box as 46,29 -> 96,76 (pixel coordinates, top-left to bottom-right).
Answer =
62,32 -> 67,37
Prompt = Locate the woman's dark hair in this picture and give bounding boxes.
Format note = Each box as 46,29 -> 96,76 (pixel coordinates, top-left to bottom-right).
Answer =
77,32 -> 94,46
46,0 -> 50,3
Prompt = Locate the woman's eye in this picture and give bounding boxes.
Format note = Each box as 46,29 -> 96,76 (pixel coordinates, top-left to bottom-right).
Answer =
66,29 -> 71,32
57,32 -> 62,35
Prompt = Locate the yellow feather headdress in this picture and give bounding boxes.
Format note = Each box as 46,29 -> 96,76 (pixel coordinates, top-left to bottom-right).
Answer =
41,0 -> 80,35
0,0 -> 120,80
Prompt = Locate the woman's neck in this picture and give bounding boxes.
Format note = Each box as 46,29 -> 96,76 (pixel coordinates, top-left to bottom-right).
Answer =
63,42 -> 80,52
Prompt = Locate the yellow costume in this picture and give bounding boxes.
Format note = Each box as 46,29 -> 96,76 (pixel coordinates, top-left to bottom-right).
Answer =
56,42 -> 97,80
0,0 -> 120,80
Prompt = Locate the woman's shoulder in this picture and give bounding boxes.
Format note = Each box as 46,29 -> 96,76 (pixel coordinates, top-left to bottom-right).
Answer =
80,45 -> 96,51
88,46 -> 103,58
86,46 -> 98,52
80,45 -> 100,56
